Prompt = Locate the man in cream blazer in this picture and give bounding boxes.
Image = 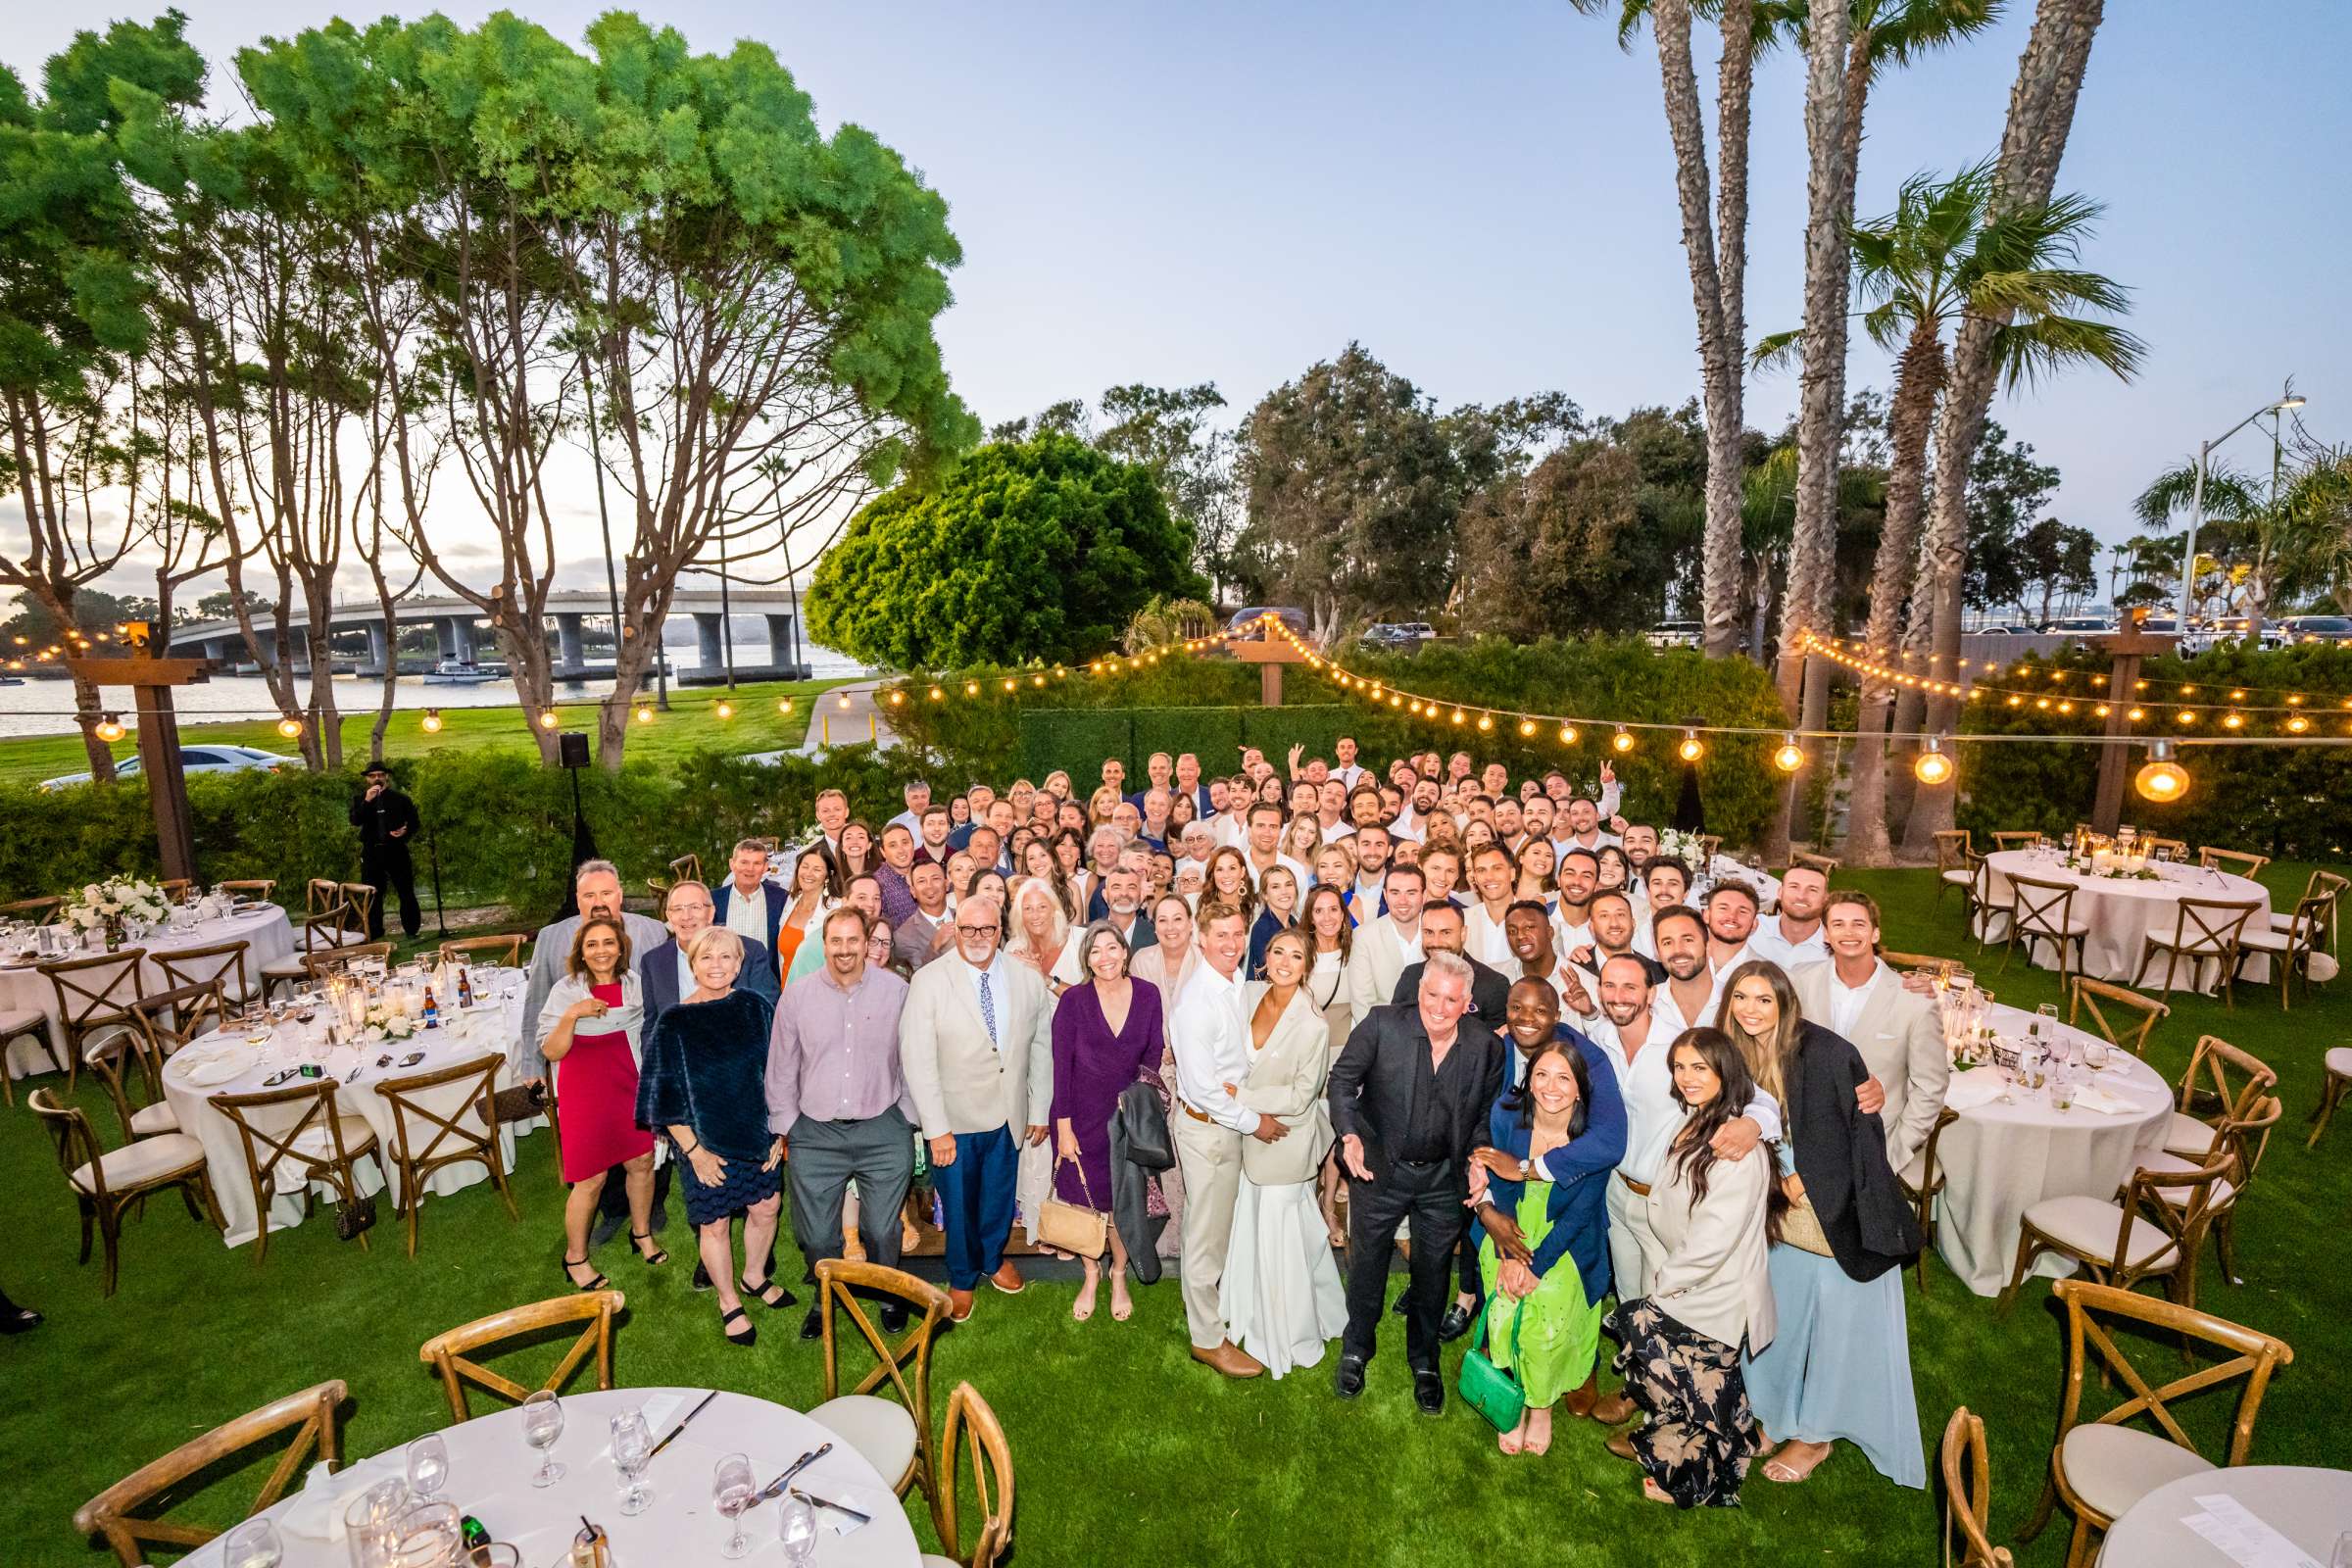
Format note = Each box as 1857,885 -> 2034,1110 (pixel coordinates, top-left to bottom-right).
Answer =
1790,890 -> 1950,1177
899,892 -> 1054,1321
1343,865 -> 1426,1026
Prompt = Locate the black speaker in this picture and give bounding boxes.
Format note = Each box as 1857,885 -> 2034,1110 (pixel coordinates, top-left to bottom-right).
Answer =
558,730 -> 592,769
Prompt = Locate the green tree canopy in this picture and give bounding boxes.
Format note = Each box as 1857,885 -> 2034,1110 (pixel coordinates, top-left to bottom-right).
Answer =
806,432 -> 1206,669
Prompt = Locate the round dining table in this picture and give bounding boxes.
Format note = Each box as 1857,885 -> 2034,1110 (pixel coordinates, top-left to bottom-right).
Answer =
2100,1465 -> 2352,1567
1,904 -> 297,1082
178,1387 -> 920,1567
159,971 -> 534,1248
1978,849 -> 2275,993
1932,1003 -> 2174,1297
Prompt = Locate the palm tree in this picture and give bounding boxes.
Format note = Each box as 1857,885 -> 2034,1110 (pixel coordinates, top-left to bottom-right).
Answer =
2138,447 -> 2352,636
1573,0 -> 1769,659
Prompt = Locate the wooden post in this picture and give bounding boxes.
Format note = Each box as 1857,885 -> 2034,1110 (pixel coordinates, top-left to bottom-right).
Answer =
66,654 -> 213,884
1227,621 -> 1306,708
2090,631 -> 2173,835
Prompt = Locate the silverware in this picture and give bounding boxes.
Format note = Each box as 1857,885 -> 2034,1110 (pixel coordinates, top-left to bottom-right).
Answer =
790,1487 -> 869,1526
645,1390 -> 718,1461
755,1443 -> 830,1504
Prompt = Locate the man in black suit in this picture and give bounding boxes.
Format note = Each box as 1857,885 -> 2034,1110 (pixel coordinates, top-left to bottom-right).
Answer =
348,763 -> 422,939
710,838 -> 788,986
641,881 -> 778,1037
1389,900 -> 1510,1033
1329,951 -> 1507,1415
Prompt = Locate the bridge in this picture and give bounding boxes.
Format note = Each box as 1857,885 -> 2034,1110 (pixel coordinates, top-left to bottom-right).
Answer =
163,587 -> 812,679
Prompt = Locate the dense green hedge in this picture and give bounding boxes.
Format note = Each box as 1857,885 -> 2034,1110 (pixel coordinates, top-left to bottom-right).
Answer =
1955,642 -> 2352,858
1018,706 -> 1363,785
0,745 -> 927,917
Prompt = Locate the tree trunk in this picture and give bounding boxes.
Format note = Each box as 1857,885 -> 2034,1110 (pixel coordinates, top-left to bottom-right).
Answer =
1763,0 -> 1853,865
1900,0 -> 2106,861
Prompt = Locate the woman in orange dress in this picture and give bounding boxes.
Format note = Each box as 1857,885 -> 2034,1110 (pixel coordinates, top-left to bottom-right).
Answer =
772,845 -> 841,979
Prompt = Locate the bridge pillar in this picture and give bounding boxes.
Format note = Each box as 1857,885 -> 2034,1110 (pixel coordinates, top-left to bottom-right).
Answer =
763,614 -> 805,678
205,636 -> 236,664
694,612 -> 724,670
362,621 -> 390,675
436,616 -> 478,664
555,613 -> 587,676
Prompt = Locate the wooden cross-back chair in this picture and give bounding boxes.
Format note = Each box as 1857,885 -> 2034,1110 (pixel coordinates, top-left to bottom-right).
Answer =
1787,850 -> 1840,877
72,1380 -> 349,1568
927,1382 -> 1015,1568
439,933 -> 524,966
2148,1090 -> 2280,1292
2279,867 -> 2346,956
80,1022 -> 178,1145
2,894 -> 65,924
1999,875 -> 2088,987
2196,846 -> 2269,879
27,1088 -> 218,1298
1990,831 -> 2040,853
159,878 -> 193,903
377,1054 -> 518,1256
36,948 -> 149,1092
2144,836 -> 2188,860
1897,1107 -> 1962,1295
2020,1281 -> 2292,1568
216,878 -> 277,904
337,882 -> 377,940
1999,1154 -> 2236,1314
417,1289 -> 626,1424
2136,898 -> 2259,1006
260,882 -> 355,1000
2164,1035 -> 2277,1165
2310,1049 -> 2352,1149
1966,852 -> 2013,950
0,1007 -> 59,1106
647,853 -> 705,906
2235,889 -> 2334,1010
1939,1406 -> 2012,1568
812,1258 -> 954,1499
153,937 -> 252,1014
1932,830 -> 1973,912
1692,834 -> 1722,869
210,1080 -> 381,1266
1883,950 -> 1955,982
2067,977 -> 2169,1058
302,941 -> 396,983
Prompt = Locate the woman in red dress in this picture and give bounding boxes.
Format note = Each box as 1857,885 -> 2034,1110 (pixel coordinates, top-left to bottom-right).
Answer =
535,916 -> 659,1290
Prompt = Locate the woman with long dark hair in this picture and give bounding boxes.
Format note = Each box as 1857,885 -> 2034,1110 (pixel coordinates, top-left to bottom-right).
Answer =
835,820 -> 877,880
1714,959 -> 1925,1490
1609,1026 -> 1778,1506
535,916 -> 657,1292
1298,882 -> 1354,1248
774,844 -> 843,979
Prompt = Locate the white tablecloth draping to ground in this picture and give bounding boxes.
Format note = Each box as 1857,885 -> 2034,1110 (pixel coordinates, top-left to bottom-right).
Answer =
175,1387 -> 918,1567
2101,1465 -> 2352,1567
1933,1004 -> 2173,1297
159,972 -> 532,1248
2,906 -> 297,1080
1978,851 -> 2274,993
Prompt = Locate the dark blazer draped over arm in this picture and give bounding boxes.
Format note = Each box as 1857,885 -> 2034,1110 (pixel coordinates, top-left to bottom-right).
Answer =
1785,1019 -> 1923,1282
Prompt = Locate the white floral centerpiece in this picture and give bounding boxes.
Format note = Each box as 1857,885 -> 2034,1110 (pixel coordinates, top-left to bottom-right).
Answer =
358,1004 -> 418,1044
68,877 -> 172,946
1656,829 -> 1711,870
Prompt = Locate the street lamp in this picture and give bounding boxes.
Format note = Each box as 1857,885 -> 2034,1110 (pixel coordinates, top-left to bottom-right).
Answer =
2175,385 -> 2306,634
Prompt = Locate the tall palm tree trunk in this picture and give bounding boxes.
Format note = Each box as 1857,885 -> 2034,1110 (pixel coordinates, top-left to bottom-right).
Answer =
1900,0 -> 2106,859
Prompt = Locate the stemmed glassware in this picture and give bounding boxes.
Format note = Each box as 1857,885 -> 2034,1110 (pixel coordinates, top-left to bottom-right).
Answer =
406,1433 -> 448,1501
610,1407 -> 655,1516
713,1451 -> 758,1559
521,1390 -> 565,1488
221,1517 -> 283,1568
778,1494 -> 820,1566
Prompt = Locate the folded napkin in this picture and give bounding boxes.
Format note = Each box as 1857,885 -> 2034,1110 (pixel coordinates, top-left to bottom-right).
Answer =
2065,1082 -> 2147,1116
1943,1066 -> 2007,1113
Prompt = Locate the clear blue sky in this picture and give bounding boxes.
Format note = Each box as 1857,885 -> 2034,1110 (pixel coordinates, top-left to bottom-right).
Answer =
6,0 -> 2347,580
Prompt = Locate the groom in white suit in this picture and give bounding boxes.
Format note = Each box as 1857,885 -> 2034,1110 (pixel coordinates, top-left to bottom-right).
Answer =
900,893 -> 1054,1322
1790,889 -> 1950,1177
1343,864 -> 1426,1027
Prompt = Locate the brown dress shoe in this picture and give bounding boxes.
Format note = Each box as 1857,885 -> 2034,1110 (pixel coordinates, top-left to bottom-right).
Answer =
1605,1428 -> 1640,1462
1563,1373 -> 1599,1419
1590,1391 -> 1637,1426
949,1288 -> 975,1322
1189,1340 -> 1265,1379
989,1261 -> 1025,1295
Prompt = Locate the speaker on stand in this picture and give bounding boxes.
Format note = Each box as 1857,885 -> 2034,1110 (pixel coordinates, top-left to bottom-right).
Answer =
554,731 -> 601,921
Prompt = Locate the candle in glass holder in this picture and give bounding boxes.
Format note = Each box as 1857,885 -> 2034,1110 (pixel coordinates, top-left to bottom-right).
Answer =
2090,846 -> 2113,874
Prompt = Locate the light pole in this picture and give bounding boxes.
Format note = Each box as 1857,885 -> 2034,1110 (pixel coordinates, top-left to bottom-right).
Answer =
2175,385 -> 2305,634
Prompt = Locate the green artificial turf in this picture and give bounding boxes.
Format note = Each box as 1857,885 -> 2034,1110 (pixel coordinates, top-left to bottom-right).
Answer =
4,865 -> 2346,1565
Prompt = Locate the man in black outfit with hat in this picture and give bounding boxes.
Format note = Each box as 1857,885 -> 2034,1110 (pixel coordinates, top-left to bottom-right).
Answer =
349,762 -> 422,940
1328,949 -> 1507,1415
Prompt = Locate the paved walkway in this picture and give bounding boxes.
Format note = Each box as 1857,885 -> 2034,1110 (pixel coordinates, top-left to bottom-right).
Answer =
796,677 -> 900,754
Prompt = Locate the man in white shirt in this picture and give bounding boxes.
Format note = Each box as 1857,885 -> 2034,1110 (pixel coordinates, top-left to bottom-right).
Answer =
1242,801 -> 1308,891
1493,797 -> 1527,855
1556,794 -> 1622,855
1417,845 -> 1465,910
885,778 -> 931,840
1701,882 -> 1760,979
1348,824 -> 1393,917
1331,735 -> 1369,790
1745,863 -> 1831,971
1553,848 -> 1600,953
1315,778 -> 1349,843
1645,906 -> 1721,1039
1345,864 -> 1426,1025
1462,844 -> 1519,967
1170,902 -> 1283,1378
711,838 -> 786,982
1210,783 -> 1253,850
810,788 -> 852,862
1792,891 -> 1950,1176
1640,857 -> 1691,920
1620,822 -> 1659,874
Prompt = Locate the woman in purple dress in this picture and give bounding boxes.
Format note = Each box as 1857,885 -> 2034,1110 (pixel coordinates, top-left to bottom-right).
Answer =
1050,919 -> 1165,1324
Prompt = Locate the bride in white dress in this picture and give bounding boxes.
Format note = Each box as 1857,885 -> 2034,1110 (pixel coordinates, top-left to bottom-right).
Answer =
1223,929 -> 1348,1377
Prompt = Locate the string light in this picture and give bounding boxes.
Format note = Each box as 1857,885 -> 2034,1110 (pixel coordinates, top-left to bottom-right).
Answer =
420,709 -> 444,734
1612,727 -> 1635,755
94,713 -> 125,742
2286,713 -> 2312,734
1518,719 -> 1538,738
1773,736 -> 1805,773
1677,730 -> 1704,763
1913,736 -> 1953,786
277,715 -> 305,740
2135,741 -> 2189,803
713,700 -> 734,720
536,710 -> 559,730
1557,725 -> 1577,745
634,704 -> 655,724
776,698 -> 794,714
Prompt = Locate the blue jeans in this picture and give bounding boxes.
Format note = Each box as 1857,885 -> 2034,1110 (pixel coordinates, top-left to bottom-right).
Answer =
930,1125 -> 1018,1291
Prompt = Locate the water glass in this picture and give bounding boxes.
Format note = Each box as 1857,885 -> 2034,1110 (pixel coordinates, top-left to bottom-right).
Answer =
342,1479 -> 414,1568
779,1494 -> 820,1566
2049,1066 -> 2077,1113
712,1451 -> 758,1560
2083,1039 -> 2110,1073
222,1517 -> 284,1568
406,1433 -> 449,1500
521,1390 -> 566,1487
386,1502 -> 462,1568
610,1408 -> 654,1516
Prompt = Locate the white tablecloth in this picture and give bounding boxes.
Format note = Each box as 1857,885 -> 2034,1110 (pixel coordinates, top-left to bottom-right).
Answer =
1933,1004 -> 2174,1296
159,973 -> 532,1248
2102,1465 -> 2352,1566
1979,851 -> 2274,992
2,906 -> 297,1079
176,1387 -> 918,1567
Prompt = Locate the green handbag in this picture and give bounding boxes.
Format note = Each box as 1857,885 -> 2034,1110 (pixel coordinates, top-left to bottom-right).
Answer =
1454,1297 -> 1526,1432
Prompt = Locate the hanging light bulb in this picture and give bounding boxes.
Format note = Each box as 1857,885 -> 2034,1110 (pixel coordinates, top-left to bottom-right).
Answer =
94,712 -> 125,743
1032,674 -> 1047,687
537,710 -> 559,730
1914,737 -> 1954,786
2222,710 -> 2244,730
776,697 -> 795,714
928,686 -> 944,702
1773,736 -> 1804,773
2134,741 -> 2189,803
634,704 -> 655,724
2286,712 -> 2312,735
1611,726 -> 1635,754
1677,730 -> 1704,763
420,709 -> 444,734
887,690 -> 906,707
1450,709 -> 1467,726
1518,719 -> 1537,739
278,715 -> 305,740
1476,714 -> 1494,733
962,681 -> 980,698
714,700 -> 734,720
1557,724 -> 1578,746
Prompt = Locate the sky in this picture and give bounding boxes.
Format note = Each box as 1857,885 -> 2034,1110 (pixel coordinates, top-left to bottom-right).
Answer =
4,0 -> 2347,601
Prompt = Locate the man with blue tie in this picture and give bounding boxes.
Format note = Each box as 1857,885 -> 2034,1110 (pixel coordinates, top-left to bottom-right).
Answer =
899,893 -> 1054,1322
710,838 -> 788,984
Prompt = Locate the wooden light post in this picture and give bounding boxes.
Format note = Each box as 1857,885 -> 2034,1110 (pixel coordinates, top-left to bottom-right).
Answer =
2089,620 -> 2177,835
66,623 -> 210,884
1226,616 -> 1307,707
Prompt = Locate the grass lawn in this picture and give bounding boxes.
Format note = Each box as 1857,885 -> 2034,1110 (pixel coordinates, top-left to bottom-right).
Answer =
4,864 -> 2346,1566
0,677 -> 852,788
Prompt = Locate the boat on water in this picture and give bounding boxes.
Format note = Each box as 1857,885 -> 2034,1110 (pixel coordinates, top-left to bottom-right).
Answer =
421,659 -> 500,686
0,675 -> 23,686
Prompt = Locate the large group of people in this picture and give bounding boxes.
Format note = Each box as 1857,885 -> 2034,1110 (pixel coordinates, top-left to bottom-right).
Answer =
520,741 -> 1952,1505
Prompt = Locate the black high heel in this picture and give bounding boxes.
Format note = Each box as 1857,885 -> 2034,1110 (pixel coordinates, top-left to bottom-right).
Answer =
721,1305 -> 758,1347
563,1254 -> 610,1292
630,1230 -> 668,1266
740,1274 -> 799,1309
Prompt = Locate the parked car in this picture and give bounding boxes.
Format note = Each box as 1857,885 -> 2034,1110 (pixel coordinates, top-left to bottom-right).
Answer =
2039,615 -> 2119,637
1361,621 -> 1434,650
1645,620 -> 1703,650
1226,606 -> 1314,642
2279,614 -> 2352,645
2181,616 -> 2289,655
39,744 -> 297,791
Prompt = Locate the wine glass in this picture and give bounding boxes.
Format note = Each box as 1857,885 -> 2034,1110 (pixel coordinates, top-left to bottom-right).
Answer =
2083,1038 -> 2110,1073
521,1390 -> 565,1487
778,1494 -> 820,1567
2329,1531 -> 2351,1568
221,1517 -> 283,1568
712,1451 -> 758,1560
406,1433 -> 448,1501
610,1408 -> 654,1516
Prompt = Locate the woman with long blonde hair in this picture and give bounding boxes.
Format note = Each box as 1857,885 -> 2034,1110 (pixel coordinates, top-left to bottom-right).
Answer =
1006,874 -> 1076,994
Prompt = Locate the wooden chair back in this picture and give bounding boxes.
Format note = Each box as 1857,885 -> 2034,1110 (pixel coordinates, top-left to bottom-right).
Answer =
2118,1156 -> 2235,1285
1968,851 -> 2007,912
418,1290 -> 626,1423
2068,977 -> 2168,1056
2197,846 -> 2270,879
2295,868 -> 2347,953
217,878 -> 277,903
39,949 -> 147,1075
669,852 -> 704,887
439,933 -> 524,966
72,1380 -> 349,1568
304,941 -> 396,981
1692,834 -> 1722,868
2164,898 -> 2258,956
1788,850 -> 1839,876
377,1054 -> 514,1253
1938,1406 -> 2012,1568
2146,836 -> 2188,860
297,881 -> 349,955
159,878 -> 193,902
2,894 -> 65,923
211,1080 -> 368,1219
2006,875 -> 2078,942
337,882 -> 377,938
153,938 -> 251,1010
1932,830 -> 1972,875
816,1258 -> 953,1487
27,1088 -> 112,1199
932,1382 -> 1015,1568
80,1022 -> 166,1145
2050,1280 -> 2291,1477
1884,951 -> 1955,981
2175,1035 -> 2277,1129
1991,831 -> 2040,852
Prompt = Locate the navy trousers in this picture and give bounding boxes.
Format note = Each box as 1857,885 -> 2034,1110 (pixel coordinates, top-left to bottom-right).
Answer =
931,1124 -> 1018,1291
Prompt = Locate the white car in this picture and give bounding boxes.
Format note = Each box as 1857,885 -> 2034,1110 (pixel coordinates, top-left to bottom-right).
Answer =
40,744 -> 298,791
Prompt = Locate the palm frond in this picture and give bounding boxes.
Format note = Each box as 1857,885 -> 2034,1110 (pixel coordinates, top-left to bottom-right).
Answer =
2133,461 -> 2259,528
1990,314 -> 2145,390
1865,0 -> 2002,71
1750,327 -> 1806,374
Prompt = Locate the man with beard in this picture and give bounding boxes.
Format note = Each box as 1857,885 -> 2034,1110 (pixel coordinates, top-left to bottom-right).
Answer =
1644,906 -> 1721,1041
1348,824 -> 1393,919
1392,901 -> 1511,1033
1568,890 -> 1666,986
1346,863 -> 1427,1027
1701,882 -> 1761,978
1619,822 -> 1659,872
1553,848 -> 1600,954
1746,862 -> 1831,970
1462,844 -> 1519,968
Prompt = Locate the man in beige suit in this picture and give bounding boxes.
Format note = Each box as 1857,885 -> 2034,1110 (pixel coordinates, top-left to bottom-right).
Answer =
900,893 -> 1054,1322
1343,864 -> 1426,1026
1791,890 -> 1950,1177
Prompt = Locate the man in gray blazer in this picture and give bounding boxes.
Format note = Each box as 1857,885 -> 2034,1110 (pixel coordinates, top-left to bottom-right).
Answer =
898,891 -> 1054,1321
893,860 -> 955,973
1791,890 -> 1950,1178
